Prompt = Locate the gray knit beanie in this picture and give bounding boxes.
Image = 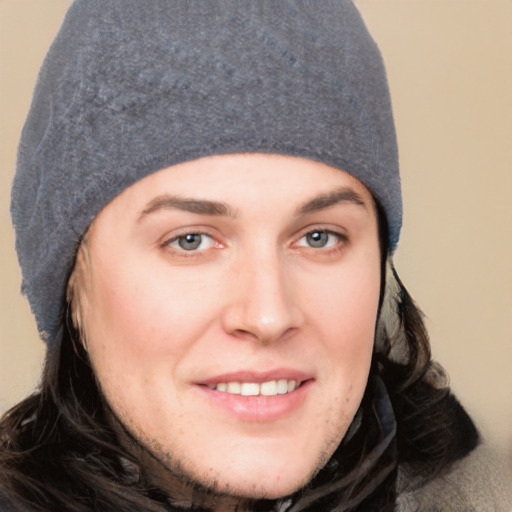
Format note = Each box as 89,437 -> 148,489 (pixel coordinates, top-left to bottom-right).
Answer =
11,0 -> 401,347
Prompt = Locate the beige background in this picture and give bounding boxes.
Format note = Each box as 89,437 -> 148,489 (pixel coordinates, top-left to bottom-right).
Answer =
1,0 -> 511,461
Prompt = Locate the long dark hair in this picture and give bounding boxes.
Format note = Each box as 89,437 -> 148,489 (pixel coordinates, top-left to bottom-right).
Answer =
0,209 -> 478,512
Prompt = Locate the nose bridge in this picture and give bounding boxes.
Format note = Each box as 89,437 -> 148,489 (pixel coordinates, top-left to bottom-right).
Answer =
223,241 -> 302,342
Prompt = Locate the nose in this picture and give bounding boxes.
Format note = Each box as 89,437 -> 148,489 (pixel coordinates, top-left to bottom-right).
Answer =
221,249 -> 304,344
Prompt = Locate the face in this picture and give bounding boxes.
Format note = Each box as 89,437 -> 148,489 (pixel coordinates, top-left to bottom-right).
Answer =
75,153 -> 381,505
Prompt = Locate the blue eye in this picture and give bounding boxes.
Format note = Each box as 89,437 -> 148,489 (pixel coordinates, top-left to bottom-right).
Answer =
299,230 -> 341,249
167,233 -> 214,251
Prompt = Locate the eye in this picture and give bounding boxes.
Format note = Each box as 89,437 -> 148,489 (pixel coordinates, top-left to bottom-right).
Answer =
298,230 -> 343,249
166,233 -> 215,251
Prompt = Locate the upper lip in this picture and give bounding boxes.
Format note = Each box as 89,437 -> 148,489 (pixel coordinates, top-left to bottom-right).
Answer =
197,368 -> 314,386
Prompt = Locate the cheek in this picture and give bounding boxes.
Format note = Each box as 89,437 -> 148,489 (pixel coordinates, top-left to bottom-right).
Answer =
304,250 -> 380,395
81,263 -> 224,444
82,257 -> 220,392
308,255 -> 381,347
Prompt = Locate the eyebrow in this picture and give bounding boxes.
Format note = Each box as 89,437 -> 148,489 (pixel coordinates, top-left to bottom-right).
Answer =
139,186 -> 367,221
296,187 -> 367,215
139,195 -> 238,220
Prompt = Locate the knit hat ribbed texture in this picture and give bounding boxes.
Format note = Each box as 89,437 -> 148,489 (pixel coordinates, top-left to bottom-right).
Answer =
11,0 -> 402,346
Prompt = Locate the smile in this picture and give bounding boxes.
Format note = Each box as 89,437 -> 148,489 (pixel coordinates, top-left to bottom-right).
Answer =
197,371 -> 312,421
208,379 -> 298,396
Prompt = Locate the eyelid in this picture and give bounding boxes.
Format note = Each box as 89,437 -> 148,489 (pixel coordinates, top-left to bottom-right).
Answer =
294,224 -> 348,241
160,228 -> 224,257
165,232 -> 214,250
301,229 -> 344,244
291,226 -> 349,254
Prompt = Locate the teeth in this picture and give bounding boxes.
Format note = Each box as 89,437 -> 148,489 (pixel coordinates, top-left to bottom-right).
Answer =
227,382 -> 241,394
211,379 -> 299,396
241,383 -> 260,396
277,379 -> 288,394
260,380 -> 277,396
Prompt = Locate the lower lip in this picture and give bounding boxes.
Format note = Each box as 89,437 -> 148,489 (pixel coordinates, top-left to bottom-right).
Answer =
196,381 -> 313,422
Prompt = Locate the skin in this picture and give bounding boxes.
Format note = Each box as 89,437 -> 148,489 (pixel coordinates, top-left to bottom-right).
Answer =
73,153 -> 382,511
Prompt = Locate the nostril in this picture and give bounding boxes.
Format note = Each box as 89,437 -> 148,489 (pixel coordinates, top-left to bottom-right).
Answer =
229,325 -> 299,345
231,328 -> 261,342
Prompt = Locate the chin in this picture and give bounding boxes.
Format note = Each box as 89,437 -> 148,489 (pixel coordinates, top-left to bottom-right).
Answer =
151,442 -> 326,504
187,444 -> 331,502
204,472 -> 312,502
239,470 -> 312,498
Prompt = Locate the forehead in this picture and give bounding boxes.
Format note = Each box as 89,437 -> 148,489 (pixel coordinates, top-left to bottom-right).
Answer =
95,153 -> 377,222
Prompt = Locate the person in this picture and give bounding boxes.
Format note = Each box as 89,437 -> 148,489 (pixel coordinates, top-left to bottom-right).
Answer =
1,1 -> 510,511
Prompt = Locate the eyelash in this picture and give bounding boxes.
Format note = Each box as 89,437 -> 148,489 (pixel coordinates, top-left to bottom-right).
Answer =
163,232 -> 218,256
162,228 -> 348,258
296,229 -> 346,249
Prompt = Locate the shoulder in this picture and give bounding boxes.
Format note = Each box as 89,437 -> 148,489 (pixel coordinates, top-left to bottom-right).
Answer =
396,441 -> 512,512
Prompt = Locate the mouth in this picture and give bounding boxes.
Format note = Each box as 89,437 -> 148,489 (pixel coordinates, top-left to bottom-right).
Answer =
206,379 -> 300,397
195,370 -> 313,422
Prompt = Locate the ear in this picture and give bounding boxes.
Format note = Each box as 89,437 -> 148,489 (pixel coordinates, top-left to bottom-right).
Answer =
66,241 -> 91,349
